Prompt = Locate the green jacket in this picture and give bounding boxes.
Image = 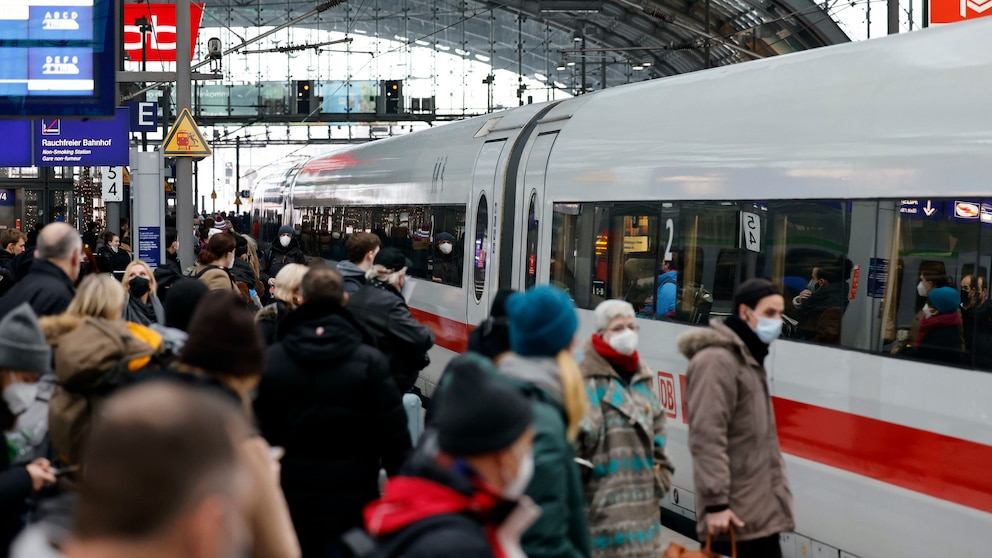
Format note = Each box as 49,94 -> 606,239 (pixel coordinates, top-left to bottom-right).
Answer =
498,354 -> 592,558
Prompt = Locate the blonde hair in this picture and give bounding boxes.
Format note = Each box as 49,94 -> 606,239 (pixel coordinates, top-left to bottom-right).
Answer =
273,263 -> 308,309
68,274 -> 125,320
121,260 -> 157,296
366,264 -> 405,287
556,349 -> 588,441
244,235 -> 262,285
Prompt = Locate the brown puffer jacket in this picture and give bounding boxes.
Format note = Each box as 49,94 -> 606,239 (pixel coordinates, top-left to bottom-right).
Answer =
676,320 -> 794,543
42,315 -> 155,469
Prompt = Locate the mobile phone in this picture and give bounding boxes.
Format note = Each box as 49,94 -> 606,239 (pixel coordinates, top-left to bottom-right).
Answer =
53,465 -> 79,477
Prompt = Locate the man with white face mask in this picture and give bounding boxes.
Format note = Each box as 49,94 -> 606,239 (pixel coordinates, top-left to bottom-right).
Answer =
260,226 -> 307,301
431,232 -> 462,286
576,300 -> 673,558
677,279 -> 793,558
365,353 -> 538,558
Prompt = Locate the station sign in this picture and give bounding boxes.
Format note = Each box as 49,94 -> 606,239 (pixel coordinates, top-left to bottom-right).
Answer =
929,0 -> 992,24
34,107 -> 129,166
122,3 -> 204,63
0,121 -> 33,167
162,108 -> 211,157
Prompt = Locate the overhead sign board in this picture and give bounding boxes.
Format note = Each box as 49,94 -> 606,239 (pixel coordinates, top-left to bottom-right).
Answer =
162,108 -> 211,157
34,107 -> 129,166
128,101 -> 158,132
930,0 -> 992,23
122,3 -> 204,63
0,0 -> 116,117
0,121 -> 33,167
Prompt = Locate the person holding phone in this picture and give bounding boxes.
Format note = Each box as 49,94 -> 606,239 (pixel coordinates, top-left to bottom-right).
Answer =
0,304 -> 58,554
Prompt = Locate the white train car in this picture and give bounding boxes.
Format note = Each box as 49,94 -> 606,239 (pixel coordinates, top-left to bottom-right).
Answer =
288,20 -> 992,558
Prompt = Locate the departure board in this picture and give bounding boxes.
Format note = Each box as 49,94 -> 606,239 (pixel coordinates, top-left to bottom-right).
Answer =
0,0 -> 115,117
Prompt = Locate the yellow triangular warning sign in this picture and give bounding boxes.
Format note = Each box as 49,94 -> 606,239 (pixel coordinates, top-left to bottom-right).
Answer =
163,108 -> 212,157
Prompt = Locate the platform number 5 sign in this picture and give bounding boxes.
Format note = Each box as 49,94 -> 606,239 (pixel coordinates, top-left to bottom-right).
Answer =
101,166 -> 124,202
740,211 -> 761,253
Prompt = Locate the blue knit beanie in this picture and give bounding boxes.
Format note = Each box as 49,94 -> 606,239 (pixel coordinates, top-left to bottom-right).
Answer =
928,286 -> 959,315
506,286 -> 577,357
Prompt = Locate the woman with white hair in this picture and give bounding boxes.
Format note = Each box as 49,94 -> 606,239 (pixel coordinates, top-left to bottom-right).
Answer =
576,299 -> 674,558
255,263 -> 308,345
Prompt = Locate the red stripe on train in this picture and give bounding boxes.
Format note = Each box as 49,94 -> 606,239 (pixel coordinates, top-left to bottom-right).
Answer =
411,307 -> 992,515
409,308 -> 472,355
773,397 -> 992,515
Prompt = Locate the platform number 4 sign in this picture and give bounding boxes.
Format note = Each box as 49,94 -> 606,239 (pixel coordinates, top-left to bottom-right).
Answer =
101,166 -> 124,202
740,211 -> 761,253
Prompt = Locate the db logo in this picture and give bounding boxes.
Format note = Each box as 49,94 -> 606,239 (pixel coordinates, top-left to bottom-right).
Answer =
122,4 -> 204,63
656,372 -> 677,420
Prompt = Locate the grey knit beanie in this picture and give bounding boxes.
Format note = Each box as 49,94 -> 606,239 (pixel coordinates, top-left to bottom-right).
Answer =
0,303 -> 52,374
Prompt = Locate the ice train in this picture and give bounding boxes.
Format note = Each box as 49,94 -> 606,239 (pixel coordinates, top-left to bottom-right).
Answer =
259,19 -> 992,558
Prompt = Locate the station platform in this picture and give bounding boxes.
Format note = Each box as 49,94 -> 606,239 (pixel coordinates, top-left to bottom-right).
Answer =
661,526 -> 700,551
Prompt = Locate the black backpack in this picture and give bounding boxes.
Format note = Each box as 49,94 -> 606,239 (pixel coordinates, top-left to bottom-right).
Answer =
341,514 -> 479,558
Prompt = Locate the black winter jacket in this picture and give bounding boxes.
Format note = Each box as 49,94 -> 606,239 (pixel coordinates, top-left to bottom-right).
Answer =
153,251 -> 184,301
346,281 -> 435,393
0,450 -> 32,558
0,260 -> 75,320
254,302 -> 412,543
97,246 -> 131,272
260,241 -> 307,285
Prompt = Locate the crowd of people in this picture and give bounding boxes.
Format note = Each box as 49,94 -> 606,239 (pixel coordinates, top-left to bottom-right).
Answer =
0,218 -> 802,558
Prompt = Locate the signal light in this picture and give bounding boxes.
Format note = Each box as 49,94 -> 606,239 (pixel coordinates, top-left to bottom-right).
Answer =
296,80 -> 313,113
382,80 -> 403,114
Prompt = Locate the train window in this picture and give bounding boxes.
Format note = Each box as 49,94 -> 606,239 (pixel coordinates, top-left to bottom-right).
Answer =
524,192 -> 538,290
473,195 -> 488,301
879,198 -> 991,369
551,203 -> 584,305
289,204 -> 465,286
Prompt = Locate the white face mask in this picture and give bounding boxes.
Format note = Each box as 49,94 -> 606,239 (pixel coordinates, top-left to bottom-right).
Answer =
438,242 -> 453,255
279,235 -> 291,248
752,316 -> 783,344
502,450 -> 534,500
3,374 -> 37,416
607,329 -> 638,355
917,281 -> 929,297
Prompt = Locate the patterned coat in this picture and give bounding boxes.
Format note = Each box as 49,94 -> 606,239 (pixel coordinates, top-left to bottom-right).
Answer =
576,338 -> 674,558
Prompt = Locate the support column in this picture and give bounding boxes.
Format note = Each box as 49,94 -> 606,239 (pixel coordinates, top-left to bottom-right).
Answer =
176,0 -> 195,267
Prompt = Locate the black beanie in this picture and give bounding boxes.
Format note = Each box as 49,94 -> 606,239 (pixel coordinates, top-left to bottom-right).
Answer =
436,353 -> 534,456
180,290 -> 264,378
164,279 -> 210,332
733,278 -> 781,310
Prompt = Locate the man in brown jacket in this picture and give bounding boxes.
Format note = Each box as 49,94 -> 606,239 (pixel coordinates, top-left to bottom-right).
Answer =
677,278 -> 793,558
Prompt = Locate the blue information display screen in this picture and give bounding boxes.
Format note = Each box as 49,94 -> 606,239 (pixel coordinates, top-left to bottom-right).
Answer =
0,0 -> 115,117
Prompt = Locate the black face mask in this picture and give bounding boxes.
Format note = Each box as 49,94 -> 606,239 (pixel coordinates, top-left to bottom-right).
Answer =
129,277 -> 151,298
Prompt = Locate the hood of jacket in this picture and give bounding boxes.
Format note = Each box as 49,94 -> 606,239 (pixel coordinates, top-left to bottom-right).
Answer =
676,319 -> 754,365
55,318 -> 155,391
337,260 -> 366,279
365,438 -> 503,537
278,302 -> 366,363
38,314 -> 85,347
498,353 -> 564,405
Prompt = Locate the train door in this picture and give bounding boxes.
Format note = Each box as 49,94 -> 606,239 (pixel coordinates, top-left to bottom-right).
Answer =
516,132 -> 558,290
468,140 -> 507,325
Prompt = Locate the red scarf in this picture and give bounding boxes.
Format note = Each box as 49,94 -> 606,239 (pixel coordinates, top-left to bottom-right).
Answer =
914,311 -> 962,347
591,334 -> 640,373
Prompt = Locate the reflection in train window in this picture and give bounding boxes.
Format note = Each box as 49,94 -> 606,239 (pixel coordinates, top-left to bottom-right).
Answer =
474,194 -> 488,301
524,192 -> 539,290
291,204 -> 465,286
551,203 -> 583,305
881,199 -> 992,369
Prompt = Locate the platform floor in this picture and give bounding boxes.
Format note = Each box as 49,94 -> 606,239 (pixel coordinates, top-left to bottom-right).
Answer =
660,525 -> 701,551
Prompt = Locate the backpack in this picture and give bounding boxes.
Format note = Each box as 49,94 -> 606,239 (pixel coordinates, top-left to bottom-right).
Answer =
341,514 -> 479,558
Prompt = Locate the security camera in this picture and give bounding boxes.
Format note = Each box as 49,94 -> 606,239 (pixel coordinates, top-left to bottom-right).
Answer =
207,37 -> 222,59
